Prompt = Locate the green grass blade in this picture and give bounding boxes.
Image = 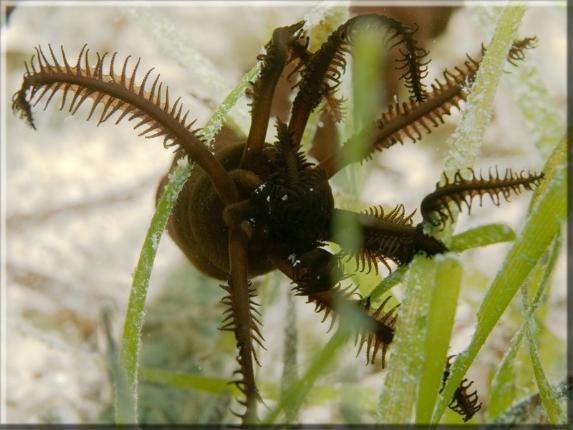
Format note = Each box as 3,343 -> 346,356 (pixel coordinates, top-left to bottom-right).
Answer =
442,4 -> 526,177
487,328 -> 525,420
468,3 -> 565,161
488,229 -> 564,421
429,3 -> 527,247
415,255 -> 463,424
139,366 -> 240,396
139,365 -> 380,413
450,223 -> 516,252
197,63 -> 260,144
117,159 -> 192,423
262,326 -> 352,424
524,316 -> 567,424
368,265 -> 408,302
522,231 -> 567,424
377,255 -> 462,424
434,132 -> 567,423
378,3 -> 530,424
113,23 -> 258,418
378,256 -> 436,423
491,378 -> 569,425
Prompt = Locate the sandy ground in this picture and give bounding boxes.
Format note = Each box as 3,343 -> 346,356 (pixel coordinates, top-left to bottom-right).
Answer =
2,2 -> 567,424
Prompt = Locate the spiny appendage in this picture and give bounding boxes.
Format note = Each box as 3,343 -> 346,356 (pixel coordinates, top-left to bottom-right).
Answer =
420,168 -> 544,227
288,13 -> 429,145
219,281 -> 265,422
342,15 -> 430,103
11,44 -> 198,149
332,206 -> 447,273
243,21 -> 306,165
301,283 -> 359,333
318,55 -> 476,174
378,36 -> 538,152
484,36 -> 538,67
289,250 -> 397,368
354,296 -> 399,367
296,282 -> 398,368
377,53 -> 478,149
337,52 -> 478,168
441,355 -> 482,422
324,37 -> 537,175
349,204 -> 417,273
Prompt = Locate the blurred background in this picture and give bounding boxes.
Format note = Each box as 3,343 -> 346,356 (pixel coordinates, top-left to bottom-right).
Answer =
2,1 -> 566,424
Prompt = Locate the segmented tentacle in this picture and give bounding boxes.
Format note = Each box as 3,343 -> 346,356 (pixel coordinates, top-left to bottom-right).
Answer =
394,22 -> 430,100
13,45 -> 192,143
420,168 -> 544,227
441,355 -> 482,422
288,13 -> 429,147
11,44 -> 239,204
373,54 -> 478,151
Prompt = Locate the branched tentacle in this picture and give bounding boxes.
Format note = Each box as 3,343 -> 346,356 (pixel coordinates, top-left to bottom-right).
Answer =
12,44 -> 240,204
288,13 -> 429,147
420,168 -> 544,227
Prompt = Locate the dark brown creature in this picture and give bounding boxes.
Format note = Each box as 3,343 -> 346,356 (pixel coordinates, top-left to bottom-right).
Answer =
441,355 -> 482,422
12,14 -> 541,424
